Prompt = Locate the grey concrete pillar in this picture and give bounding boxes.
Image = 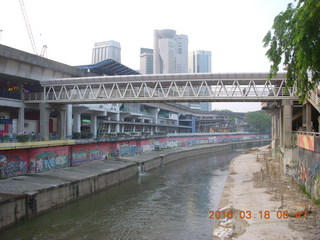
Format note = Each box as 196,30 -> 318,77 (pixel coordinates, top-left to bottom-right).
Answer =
39,103 -> 50,140
18,105 -> 25,134
282,100 -> 293,147
302,105 -> 306,129
73,112 -> 81,133
59,109 -> 66,139
115,113 -> 120,132
66,105 -> 73,137
275,110 -> 281,145
90,115 -> 97,138
269,109 -> 281,150
305,103 -> 312,132
17,81 -> 25,134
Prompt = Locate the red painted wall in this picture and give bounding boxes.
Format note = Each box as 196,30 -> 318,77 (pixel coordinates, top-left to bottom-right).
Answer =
0,134 -> 270,178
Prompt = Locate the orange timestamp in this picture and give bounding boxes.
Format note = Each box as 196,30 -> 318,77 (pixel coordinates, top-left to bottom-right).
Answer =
208,210 -> 307,220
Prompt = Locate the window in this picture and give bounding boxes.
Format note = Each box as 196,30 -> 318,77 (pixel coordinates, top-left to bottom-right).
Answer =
0,124 -> 5,131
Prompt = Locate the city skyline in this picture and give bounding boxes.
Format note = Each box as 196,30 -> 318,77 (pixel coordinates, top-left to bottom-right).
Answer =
0,0 -> 292,112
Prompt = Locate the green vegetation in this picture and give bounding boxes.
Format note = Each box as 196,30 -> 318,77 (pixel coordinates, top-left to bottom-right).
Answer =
246,110 -> 271,133
212,109 -> 233,113
16,134 -> 29,142
72,132 -> 93,139
299,184 -> 320,205
263,0 -> 320,101
299,185 -> 312,199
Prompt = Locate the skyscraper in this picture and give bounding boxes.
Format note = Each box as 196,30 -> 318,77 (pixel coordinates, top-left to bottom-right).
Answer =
153,29 -> 188,74
92,40 -> 121,64
188,50 -> 212,73
187,50 -> 212,111
140,48 -> 153,74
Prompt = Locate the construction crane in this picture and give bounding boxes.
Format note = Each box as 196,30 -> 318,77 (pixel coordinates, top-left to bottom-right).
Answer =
19,0 -> 47,57
19,0 -> 37,55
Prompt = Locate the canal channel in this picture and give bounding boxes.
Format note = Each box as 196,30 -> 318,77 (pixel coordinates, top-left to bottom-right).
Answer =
0,145 -> 261,240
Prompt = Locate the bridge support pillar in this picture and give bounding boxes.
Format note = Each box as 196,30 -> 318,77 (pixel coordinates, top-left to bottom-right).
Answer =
115,113 -> 120,133
305,103 -> 312,132
58,108 -> 67,139
73,112 -> 81,133
90,115 -> 97,138
282,100 -> 292,148
18,105 -> 25,134
269,108 -> 280,150
66,105 -> 73,138
39,103 -> 50,140
281,100 -> 298,170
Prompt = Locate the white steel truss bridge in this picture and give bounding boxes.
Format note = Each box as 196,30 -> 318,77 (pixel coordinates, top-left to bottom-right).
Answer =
24,72 -> 298,104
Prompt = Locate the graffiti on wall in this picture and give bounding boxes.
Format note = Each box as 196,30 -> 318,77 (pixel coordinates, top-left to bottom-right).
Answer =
1,133 -> 271,178
119,144 -> 138,156
29,151 -> 68,173
72,152 -> 87,163
0,154 -> 28,178
297,147 -> 320,201
90,150 -> 104,161
167,140 -> 179,148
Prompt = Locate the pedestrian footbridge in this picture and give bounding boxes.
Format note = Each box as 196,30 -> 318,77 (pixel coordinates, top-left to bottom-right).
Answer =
24,72 -> 298,104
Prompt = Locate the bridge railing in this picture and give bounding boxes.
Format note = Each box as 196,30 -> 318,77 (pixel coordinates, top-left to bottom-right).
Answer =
24,92 -> 43,101
24,84 -> 297,103
309,89 -> 320,110
294,131 -> 320,137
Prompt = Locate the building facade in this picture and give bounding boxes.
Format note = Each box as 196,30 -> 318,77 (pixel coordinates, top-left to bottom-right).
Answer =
91,40 -> 121,64
186,50 -> 212,111
188,50 -> 212,73
140,48 -> 153,74
153,29 -> 188,74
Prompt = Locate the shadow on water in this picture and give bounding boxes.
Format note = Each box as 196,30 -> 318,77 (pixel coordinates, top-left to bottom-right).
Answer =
0,143 -> 266,240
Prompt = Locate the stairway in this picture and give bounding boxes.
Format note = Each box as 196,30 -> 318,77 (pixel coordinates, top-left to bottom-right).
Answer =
308,89 -> 320,113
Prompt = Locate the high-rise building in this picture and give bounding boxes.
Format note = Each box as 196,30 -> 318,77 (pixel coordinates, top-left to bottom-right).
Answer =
140,48 -> 153,74
188,50 -> 212,73
92,40 -> 121,64
187,50 -> 212,111
153,29 -> 188,74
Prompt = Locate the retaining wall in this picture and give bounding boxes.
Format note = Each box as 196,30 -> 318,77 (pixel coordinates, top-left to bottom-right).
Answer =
0,134 -> 270,179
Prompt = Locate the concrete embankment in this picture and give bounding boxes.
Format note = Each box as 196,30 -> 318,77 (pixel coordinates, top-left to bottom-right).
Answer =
0,140 -> 269,231
213,146 -> 320,240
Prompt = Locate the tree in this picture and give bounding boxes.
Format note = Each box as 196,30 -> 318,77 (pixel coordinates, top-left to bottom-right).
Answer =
263,0 -> 320,101
246,111 -> 271,133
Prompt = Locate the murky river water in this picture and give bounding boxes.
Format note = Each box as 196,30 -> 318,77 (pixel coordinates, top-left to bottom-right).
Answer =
0,147 -> 252,240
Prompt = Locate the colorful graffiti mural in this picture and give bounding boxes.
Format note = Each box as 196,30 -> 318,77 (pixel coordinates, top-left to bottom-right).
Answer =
0,133 -> 271,178
0,154 -> 27,178
29,147 -> 69,173
297,147 -> 320,201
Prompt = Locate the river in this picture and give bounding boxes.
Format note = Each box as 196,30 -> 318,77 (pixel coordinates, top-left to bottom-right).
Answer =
0,147 -> 250,240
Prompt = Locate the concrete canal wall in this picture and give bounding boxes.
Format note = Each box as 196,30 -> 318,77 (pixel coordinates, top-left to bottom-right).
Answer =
0,133 -> 269,179
293,134 -> 320,202
0,138 -> 270,231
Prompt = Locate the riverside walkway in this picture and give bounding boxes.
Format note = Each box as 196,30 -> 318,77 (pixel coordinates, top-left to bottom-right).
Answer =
214,146 -> 320,240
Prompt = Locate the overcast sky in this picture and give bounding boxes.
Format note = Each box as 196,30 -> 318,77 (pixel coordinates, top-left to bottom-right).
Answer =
0,0 -> 291,112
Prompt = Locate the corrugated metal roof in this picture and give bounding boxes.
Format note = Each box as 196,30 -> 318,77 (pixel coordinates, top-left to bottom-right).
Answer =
76,59 -> 140,76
